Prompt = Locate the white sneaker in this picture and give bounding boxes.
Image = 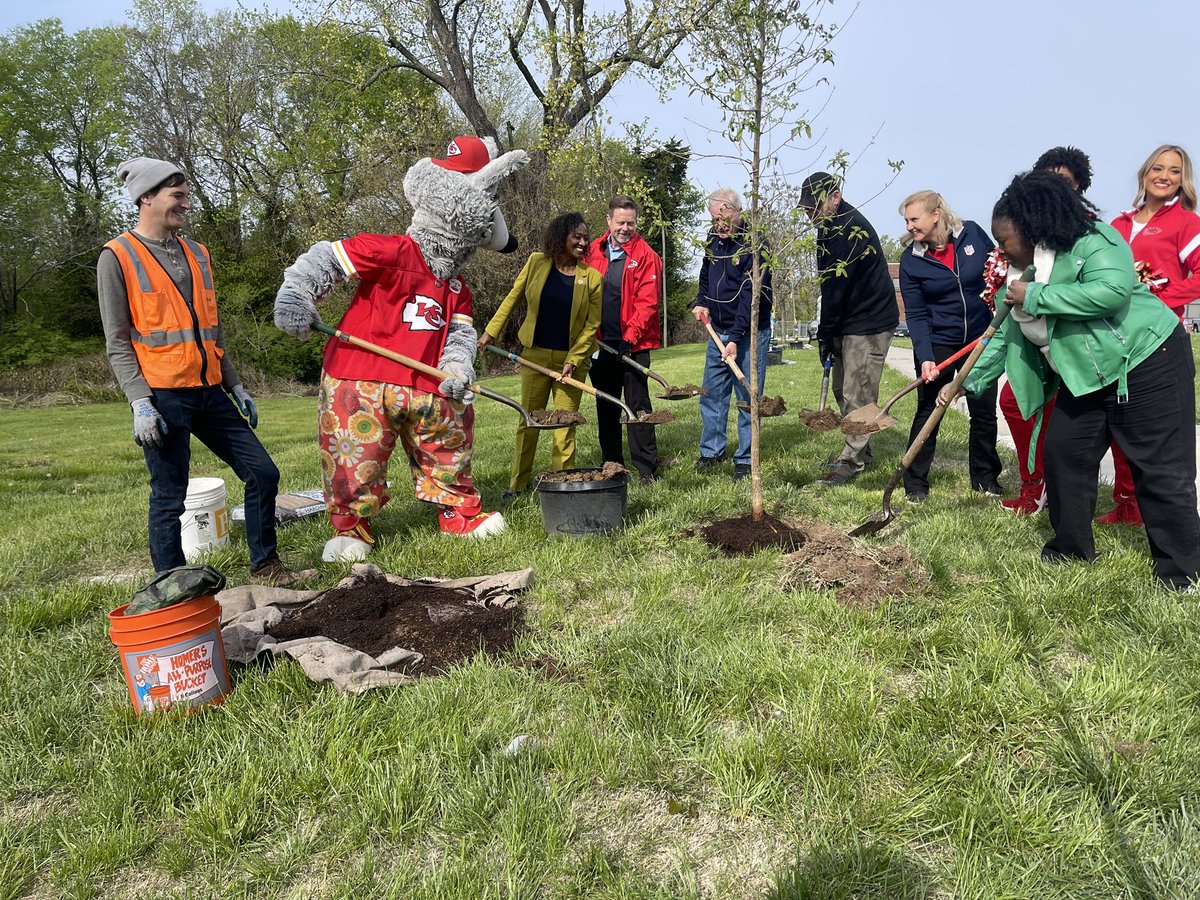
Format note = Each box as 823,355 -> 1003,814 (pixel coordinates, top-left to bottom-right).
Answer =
322,534 -> 373,562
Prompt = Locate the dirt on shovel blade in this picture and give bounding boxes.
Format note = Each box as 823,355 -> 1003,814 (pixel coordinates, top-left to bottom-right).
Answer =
798,407 -> 842,431
840,417 -> 885,436
736,395 -> 787,417
628,410 -> 676,425
658,384 -> 706,400
538,461 -> 628,483
269,575 -> 517,676
529,408 -> 586,426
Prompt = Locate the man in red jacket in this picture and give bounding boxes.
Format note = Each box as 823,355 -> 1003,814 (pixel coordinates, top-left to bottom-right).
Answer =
585,196 -> 664,484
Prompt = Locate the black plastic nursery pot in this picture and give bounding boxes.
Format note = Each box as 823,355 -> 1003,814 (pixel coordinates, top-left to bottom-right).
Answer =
535,468 -> 631,537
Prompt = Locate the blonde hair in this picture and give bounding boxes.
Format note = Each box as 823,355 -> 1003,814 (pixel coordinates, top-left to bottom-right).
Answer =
899,190 -> 963,248
1134,144 -> 1197,211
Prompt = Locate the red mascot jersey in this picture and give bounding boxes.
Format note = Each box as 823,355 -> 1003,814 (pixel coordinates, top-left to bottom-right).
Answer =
325,233 -> 474,394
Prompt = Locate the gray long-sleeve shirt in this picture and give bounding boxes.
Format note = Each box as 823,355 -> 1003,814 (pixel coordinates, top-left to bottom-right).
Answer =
97,232 -> 239,403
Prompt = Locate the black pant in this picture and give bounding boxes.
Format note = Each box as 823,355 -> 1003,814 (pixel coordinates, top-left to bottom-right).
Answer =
1044,326 -> 1200,588
904,342 -> 1002,494
589,347 -> 658,478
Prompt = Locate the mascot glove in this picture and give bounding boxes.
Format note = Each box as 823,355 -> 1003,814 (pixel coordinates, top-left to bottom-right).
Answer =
438,364 -> 476,405
273,284 -> 322,341
230,384 -> 258,429
131,397 -> 169,448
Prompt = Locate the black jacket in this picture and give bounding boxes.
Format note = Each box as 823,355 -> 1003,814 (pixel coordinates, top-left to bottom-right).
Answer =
898,220 -> 994,363
694,225 -> 773,342
815,200 -> 898,339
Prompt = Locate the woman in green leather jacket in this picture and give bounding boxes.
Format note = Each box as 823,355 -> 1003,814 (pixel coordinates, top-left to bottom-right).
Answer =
943,170 -> 1200,590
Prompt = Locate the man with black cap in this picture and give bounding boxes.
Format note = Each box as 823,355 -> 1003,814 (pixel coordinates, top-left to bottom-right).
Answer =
799,171 -> 898,486
98,157 -> 315,585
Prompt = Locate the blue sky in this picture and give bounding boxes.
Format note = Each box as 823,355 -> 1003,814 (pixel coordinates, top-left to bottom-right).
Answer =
8,0 -> 1199,242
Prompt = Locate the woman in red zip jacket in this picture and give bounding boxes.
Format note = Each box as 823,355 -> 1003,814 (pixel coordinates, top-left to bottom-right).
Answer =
897,190 -> 1003,503
1100,144 -> 1200,527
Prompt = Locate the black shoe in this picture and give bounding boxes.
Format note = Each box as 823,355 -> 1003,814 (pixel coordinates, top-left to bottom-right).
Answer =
905,490 -> 928,504
502,489 -> 528,499
695,453 -> 727,471
816,470 -> 857,487
973,480 -> 1004,498
639,472 -> 656,485
732,463 -> 752,482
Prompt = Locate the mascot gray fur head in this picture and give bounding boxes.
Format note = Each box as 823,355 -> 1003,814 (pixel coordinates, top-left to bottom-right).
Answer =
405,136 -> 530,281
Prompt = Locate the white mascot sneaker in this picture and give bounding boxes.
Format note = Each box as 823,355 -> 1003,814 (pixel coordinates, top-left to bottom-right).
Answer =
322,534 -> 373,562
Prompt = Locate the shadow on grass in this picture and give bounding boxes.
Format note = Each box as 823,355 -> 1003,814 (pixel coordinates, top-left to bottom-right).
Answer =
768,838 -> 936,899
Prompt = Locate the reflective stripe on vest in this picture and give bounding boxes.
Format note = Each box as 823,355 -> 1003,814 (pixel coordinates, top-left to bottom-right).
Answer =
104,231 -> 223,389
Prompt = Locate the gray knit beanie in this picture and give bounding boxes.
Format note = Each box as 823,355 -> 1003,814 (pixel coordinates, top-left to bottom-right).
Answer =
117,157 -> 185,203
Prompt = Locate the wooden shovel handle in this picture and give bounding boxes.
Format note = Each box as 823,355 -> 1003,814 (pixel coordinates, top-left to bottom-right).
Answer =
314,321 -> 482,390
483,344 -> 597,396
703,321 -> 749,382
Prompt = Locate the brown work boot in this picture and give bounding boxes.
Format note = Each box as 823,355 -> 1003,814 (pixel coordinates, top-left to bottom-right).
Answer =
250,557 -> 318,587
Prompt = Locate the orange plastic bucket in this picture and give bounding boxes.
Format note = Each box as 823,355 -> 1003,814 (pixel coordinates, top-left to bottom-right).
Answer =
108,594 -> 231,714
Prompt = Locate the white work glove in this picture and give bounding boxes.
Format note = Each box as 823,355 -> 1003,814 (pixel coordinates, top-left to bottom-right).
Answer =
438,365 -> 476,405
229,384 -> 257,428
131,398 -> 169,448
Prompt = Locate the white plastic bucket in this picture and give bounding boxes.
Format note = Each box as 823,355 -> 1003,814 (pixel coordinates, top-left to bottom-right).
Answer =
180,477 -> 229,561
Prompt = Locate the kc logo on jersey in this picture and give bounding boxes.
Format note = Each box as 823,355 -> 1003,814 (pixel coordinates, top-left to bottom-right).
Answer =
403,295 -> 446,331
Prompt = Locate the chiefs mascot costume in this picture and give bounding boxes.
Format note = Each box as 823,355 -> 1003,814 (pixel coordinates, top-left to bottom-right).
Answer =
274,136 -> 528,562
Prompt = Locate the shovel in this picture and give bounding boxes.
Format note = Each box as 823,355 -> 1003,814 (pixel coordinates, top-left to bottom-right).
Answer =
703,321 -> 786,416
313,322 -> 570,431
484,344 -> 670,427
595,339 -> 705,400
849,266 -> 1032,537
798,354 -> 840,431
839,338 -> 982,436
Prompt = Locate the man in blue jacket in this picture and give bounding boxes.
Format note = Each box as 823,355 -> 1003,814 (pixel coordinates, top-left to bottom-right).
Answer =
691,188 -> 773,481
800,172 -> 899,486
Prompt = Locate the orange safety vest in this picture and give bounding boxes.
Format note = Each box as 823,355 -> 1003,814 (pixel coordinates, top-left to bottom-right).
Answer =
104,231 -> 223,389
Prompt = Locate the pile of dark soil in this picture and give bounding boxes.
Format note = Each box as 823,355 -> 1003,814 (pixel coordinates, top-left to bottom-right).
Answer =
629,410 -> 677,425
736,396 -> 787,417
530,408 -> 586,426
691,513 -> 807,556
778,519 -> 927,610
538,462 -> 628,484
269,575 -> 517,675
797,407 -> 842,431
840,418 -> 884,436
658,384 -> 706,400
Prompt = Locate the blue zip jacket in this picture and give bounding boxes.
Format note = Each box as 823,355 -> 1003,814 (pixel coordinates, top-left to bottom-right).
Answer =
899,220 -> 995,363
694,225 -> 772,342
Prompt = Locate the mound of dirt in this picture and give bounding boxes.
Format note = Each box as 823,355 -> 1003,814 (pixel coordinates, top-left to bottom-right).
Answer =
778,519 -> 926,610
658,384 -> 706,400
529,408 -> 586,426
269,575 -> 517,675
797,407 -> 842,431
690,513 -> 807,556
537,462 -> 629,484
629,410 -> 677,425
736,396 -> 787,417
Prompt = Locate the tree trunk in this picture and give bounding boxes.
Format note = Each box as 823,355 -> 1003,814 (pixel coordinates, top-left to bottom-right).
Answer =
748,6 -> 767,522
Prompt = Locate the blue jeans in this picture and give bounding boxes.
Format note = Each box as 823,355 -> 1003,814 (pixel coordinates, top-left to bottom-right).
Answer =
698,327 -> 771,464
143,386 -> 280,572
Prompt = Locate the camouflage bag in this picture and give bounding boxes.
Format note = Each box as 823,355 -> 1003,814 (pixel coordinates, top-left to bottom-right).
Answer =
127,565 -> 227,615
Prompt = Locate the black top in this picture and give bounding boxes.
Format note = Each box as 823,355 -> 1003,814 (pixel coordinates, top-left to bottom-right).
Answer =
601,252 -> 626,342
816,200 -> 899,339
531,267 -> 574,351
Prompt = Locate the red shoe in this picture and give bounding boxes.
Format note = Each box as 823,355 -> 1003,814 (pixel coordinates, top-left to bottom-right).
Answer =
438,505 -> 507,539
1096,496 -> 1143,527
1000,480 -> 1046,516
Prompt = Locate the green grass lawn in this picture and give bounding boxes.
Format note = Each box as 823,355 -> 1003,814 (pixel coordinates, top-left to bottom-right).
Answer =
3,343 -> 1200,899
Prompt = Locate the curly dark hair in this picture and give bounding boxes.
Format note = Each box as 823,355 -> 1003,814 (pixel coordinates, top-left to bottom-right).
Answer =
992,170 -> 1098,253
542,211 -> 588,259
1031,145 -> 1093,193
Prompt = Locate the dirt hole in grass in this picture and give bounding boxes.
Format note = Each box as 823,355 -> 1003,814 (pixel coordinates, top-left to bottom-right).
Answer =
269,575 -> 518,676
538,461 -> 628,483
778,518 -> 927,610
797,407 -> 842,431
529,408 -> 586,426
736,395 -> 787,416
691,513 -> 808,556
658,384 -> 706,399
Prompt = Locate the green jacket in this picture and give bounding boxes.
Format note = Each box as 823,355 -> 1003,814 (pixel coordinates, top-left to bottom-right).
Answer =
484,252 -> 603,369
964,223 -> 1179,471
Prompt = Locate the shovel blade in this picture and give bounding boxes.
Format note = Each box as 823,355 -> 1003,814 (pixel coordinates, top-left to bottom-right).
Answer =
840,404 -> 897,435
848,509 -> 897,537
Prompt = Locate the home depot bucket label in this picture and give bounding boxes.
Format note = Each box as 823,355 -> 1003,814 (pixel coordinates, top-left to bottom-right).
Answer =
123,630 -> 229,713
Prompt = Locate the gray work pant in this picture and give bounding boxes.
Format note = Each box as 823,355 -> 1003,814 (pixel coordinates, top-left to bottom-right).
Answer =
830,330 -> 894,473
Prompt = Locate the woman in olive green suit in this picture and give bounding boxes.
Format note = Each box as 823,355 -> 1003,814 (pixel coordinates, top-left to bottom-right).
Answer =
479,212 -> 603,494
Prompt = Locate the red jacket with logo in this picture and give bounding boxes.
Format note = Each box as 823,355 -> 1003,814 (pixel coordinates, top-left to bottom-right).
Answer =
1111,197 -> 1200,318
325,233 -> 473,393
584,231 -> 663,352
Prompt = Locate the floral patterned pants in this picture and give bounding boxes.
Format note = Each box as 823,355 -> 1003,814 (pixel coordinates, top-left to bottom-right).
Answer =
318,373 -> 482,527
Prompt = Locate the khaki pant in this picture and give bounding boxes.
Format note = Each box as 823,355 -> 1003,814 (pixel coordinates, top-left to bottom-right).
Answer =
511,345 -> 588,491
831,330 -> 893,473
